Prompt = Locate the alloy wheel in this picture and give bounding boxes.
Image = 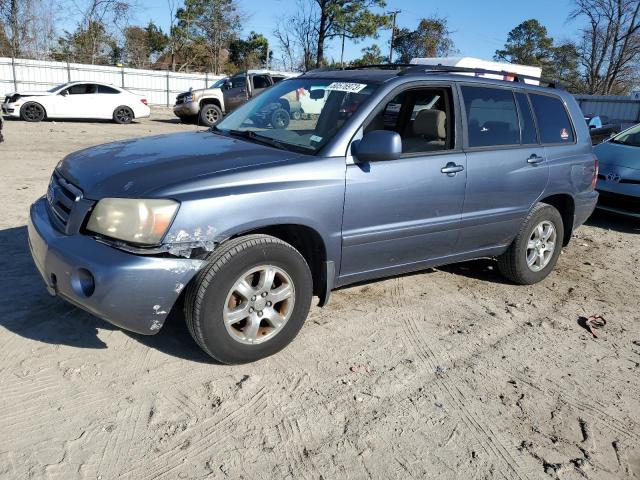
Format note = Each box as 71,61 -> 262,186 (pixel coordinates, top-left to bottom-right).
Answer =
526,220 -> 557,272
223,265 -> 295,345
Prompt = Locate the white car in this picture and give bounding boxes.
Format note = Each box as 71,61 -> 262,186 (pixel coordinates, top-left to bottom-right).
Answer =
1,81 -> 151,124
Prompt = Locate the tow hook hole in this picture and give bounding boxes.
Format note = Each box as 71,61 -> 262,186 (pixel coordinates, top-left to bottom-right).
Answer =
50,273 -> 57,286
71,268 -> 95,297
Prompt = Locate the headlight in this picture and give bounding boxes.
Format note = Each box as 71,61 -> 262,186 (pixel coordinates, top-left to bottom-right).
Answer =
87,198 -> 179,245
185,94 -> 194,103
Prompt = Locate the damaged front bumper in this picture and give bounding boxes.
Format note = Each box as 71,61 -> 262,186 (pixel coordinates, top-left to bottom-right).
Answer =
28,197 -> 205,335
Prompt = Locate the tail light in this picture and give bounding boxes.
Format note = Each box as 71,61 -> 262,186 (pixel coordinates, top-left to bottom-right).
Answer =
591,154 -> 599,190
140,99 -> 148,105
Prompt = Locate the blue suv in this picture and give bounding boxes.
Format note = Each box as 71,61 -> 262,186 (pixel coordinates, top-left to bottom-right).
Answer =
28,65 -> 599,363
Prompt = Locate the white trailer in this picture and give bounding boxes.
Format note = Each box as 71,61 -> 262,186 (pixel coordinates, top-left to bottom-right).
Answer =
410,57 -> 543,85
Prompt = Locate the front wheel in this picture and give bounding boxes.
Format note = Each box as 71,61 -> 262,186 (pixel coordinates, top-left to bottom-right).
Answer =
497,203 -> 564,285
184,234 -> 313,364
199,104 -> 223,126
20,102 -> 46,122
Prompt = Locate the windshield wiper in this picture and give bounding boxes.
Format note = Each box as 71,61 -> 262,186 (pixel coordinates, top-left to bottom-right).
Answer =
226,129 -> 288,150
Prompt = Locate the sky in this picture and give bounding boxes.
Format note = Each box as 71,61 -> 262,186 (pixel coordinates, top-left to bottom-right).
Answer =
133,0 -> 583,68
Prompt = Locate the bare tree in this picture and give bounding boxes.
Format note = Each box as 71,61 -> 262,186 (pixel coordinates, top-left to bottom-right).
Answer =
572,0 -> 640,94
273,0 -> 318,71
69,0 -> 133,64
0,0 -> 60,58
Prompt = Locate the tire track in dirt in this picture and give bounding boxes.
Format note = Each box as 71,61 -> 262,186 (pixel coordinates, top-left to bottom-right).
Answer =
512,374 -> 640,444
124,385 -> 269,480
402,315 -> 530,480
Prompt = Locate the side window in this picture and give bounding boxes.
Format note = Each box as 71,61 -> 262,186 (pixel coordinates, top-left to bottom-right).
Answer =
230,76 -> 246,89
529,93 -> 575,144
461,86 -> 520,147
97,85 -> 120,94
272,76 -> 285,84
515,92 -> 538,145
364,88 -> 453,155
67,84 -> 96,95
253,75 -> 270,89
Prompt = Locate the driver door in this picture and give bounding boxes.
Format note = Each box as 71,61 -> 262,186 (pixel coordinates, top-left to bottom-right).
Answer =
55,83 -> 98,118
223,75 -> 248,112
340,85 -> 468,283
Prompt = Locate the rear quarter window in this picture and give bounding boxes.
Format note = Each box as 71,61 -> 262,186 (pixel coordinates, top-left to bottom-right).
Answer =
529,93 -> 575,144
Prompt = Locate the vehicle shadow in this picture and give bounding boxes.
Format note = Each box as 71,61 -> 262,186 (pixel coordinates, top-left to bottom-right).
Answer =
585,210 -> 639,234
0,225 -> 213,363
439,258 -> 512,284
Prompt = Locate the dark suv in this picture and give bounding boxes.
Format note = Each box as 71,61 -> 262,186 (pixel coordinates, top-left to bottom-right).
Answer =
28,65 -> 598,363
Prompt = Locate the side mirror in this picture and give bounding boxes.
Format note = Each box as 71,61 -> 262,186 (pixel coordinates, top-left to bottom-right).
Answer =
310,89 -> 325,100
60,90 -> 69,97
352,130 -> 402,163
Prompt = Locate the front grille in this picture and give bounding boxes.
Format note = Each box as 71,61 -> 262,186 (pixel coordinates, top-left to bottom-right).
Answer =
597,190 -> 640,214
175,94 -> 187,105
46,171 -> 88,234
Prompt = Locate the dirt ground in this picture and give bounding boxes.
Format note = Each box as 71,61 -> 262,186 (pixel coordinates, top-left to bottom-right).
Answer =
0,109 -> 639,480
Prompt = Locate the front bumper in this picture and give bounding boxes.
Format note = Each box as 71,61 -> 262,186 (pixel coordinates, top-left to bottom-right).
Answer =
28,197 -> 205,334
596,189 -> 640,218
1,102 -> 19,118
173,102 -> 200,117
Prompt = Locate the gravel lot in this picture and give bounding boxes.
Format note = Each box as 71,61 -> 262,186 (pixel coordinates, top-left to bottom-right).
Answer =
1,109 -> 639,480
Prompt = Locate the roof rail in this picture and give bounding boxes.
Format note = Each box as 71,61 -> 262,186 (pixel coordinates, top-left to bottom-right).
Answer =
399,64 -> 564,89
302,63 -> 564,89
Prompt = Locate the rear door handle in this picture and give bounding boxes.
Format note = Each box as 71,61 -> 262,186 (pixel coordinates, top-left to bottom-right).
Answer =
441,162 -> 465,176
527,154 -> 545,164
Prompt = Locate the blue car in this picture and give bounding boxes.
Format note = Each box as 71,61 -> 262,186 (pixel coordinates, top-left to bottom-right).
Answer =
595,123 -> 640,218
28,65 -> 599,363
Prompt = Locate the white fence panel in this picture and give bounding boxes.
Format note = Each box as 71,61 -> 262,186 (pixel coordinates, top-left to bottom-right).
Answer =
0,57 -> 224,106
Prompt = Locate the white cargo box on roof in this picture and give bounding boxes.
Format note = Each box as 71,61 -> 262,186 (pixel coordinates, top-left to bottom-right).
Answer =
410,57 -> 542,86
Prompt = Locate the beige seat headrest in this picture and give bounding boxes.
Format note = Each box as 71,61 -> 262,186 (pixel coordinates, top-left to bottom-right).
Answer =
413,109 -> 446,140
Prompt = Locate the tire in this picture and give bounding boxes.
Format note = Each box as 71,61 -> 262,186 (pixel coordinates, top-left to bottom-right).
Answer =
497,203 -> 564,285
113,106 -> 134,124
20,102 -> 46,122
184,234 -> 313,364
291,110 -> 302,121
270,108 -> 290,129
199,104 -> 223,127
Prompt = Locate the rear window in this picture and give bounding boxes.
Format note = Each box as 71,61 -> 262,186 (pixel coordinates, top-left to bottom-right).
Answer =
529,94 -> 575,144
461,86 -> 520,147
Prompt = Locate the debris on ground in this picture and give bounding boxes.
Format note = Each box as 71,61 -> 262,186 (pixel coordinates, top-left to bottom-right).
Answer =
579,315 -> 607,338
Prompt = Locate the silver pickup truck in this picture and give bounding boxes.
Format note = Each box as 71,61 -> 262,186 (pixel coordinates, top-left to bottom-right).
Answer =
173,70 -> 298,126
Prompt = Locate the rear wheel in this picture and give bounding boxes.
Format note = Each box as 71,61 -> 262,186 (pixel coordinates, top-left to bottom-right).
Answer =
184,234 -> 313,364
270,108 -> 290,129
20,102 -> 46,122
498,203 -> 564,285
113,106 -> 134,124
199,104 -> 223,127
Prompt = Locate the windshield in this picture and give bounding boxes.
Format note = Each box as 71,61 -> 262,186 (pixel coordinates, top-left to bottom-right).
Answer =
210,77 -> 228,89
215,78 -> 378,153
611,123 -> 640,147
48,83 -> 69,93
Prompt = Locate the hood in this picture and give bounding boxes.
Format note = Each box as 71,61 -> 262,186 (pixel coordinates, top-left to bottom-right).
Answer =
6,91 -> 53,97
58,131 -> 303,199
180,87 -> 222,97
594,141 -> 640,170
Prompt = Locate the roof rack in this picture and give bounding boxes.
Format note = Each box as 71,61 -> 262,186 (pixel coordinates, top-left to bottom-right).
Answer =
307,63 -> 564,89
400,64 -> 564,89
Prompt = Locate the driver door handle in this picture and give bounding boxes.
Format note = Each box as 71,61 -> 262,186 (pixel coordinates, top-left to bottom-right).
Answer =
527,154 -> 545,164
441,162 -> 464,176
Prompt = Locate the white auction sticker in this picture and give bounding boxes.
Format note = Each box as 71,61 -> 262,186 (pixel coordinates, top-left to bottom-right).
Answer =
325,82 -> 368,93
